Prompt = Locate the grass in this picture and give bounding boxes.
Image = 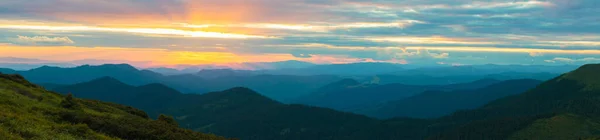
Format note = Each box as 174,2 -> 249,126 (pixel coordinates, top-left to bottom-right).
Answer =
0,74 -> 230,140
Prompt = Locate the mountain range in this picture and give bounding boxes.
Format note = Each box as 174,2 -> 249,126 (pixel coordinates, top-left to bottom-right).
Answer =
146,60 -> 317,75
1,63 -> 567,100
293,78 -> 503,113
2,61 -> 600,139
391,64 -> 576,77
148,62 -> 572,77
8,64 -> 162,85
2,64 -> 342,101
46,63 -> 600,139
52,77 -> 387,140
373,72 -> 557,85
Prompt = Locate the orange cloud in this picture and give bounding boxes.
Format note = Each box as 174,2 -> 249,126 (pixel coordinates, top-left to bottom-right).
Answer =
1,46 -> 286,66
183,1 -> 261,24
10,0 -> 328,26
0,24 -> 271,39
182,20 -> 423,32
0,45 -> 381,68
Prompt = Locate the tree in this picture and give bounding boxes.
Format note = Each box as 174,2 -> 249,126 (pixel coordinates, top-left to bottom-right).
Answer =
157,114 -> 178,126
61,93 -> 78,109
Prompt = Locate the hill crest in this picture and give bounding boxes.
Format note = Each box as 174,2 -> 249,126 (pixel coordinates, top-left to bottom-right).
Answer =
561,63 -> 600,89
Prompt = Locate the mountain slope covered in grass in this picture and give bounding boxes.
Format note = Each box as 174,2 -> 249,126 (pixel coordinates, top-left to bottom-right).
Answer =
0,73 -> 230,140
429,64 -> 600,139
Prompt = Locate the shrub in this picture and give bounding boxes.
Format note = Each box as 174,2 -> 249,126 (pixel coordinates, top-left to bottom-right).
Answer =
157,114 -> 178,126
60,93 -> 79,109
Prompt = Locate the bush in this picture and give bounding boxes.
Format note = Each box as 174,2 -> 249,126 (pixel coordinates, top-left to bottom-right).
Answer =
60,93 -> 79,109
157,114 -> 178,126
52,123 -> 94,138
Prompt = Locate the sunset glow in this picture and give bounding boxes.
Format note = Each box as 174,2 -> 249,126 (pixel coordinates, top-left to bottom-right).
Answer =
0,25 -> 270,39
0,0 -> 599,68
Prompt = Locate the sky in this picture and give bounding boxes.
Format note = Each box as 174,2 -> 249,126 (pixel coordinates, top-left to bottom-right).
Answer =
0,0 -> 599,68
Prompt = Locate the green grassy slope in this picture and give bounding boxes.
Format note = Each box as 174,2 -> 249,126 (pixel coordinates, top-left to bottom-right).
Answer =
508,114 -> 600,140
429,64 -> 600,140
0,73 -> 230,140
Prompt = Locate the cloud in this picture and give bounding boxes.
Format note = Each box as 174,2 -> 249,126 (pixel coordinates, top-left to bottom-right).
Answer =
410,49 -> 449,59
377,47 -> 449,60
430,52 -> 450,59
182,20 -> 424,32
0,57 -> 52,63
404,46 -> 600,54
0,25 -> 271,39
366,36 -> 501,45
0,0 -> 599,67
292,53 -> 313,58
529,52 -> 544,57
536,41 -> 600,47
0,44 -> 303,67
545,57 -> 600,63
9,35 -> 74,45
544,60 -> 556,63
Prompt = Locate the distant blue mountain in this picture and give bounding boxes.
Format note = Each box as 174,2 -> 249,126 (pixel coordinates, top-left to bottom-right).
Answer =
16,64 -> 162,85
0,63 -> 571,103
264,62 -> 404,75
373,72 -> 557,85
293,78 -> 502,112
144,67 -> 183,75
179,63 -> 571,78
392,64 -> 576,77
195,69 -> 257,79
243,60 -> 316,69
0,63 -> 76,70
0,68 -> 16,74
146,60 -> 317,75
17,64 -> 341,101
